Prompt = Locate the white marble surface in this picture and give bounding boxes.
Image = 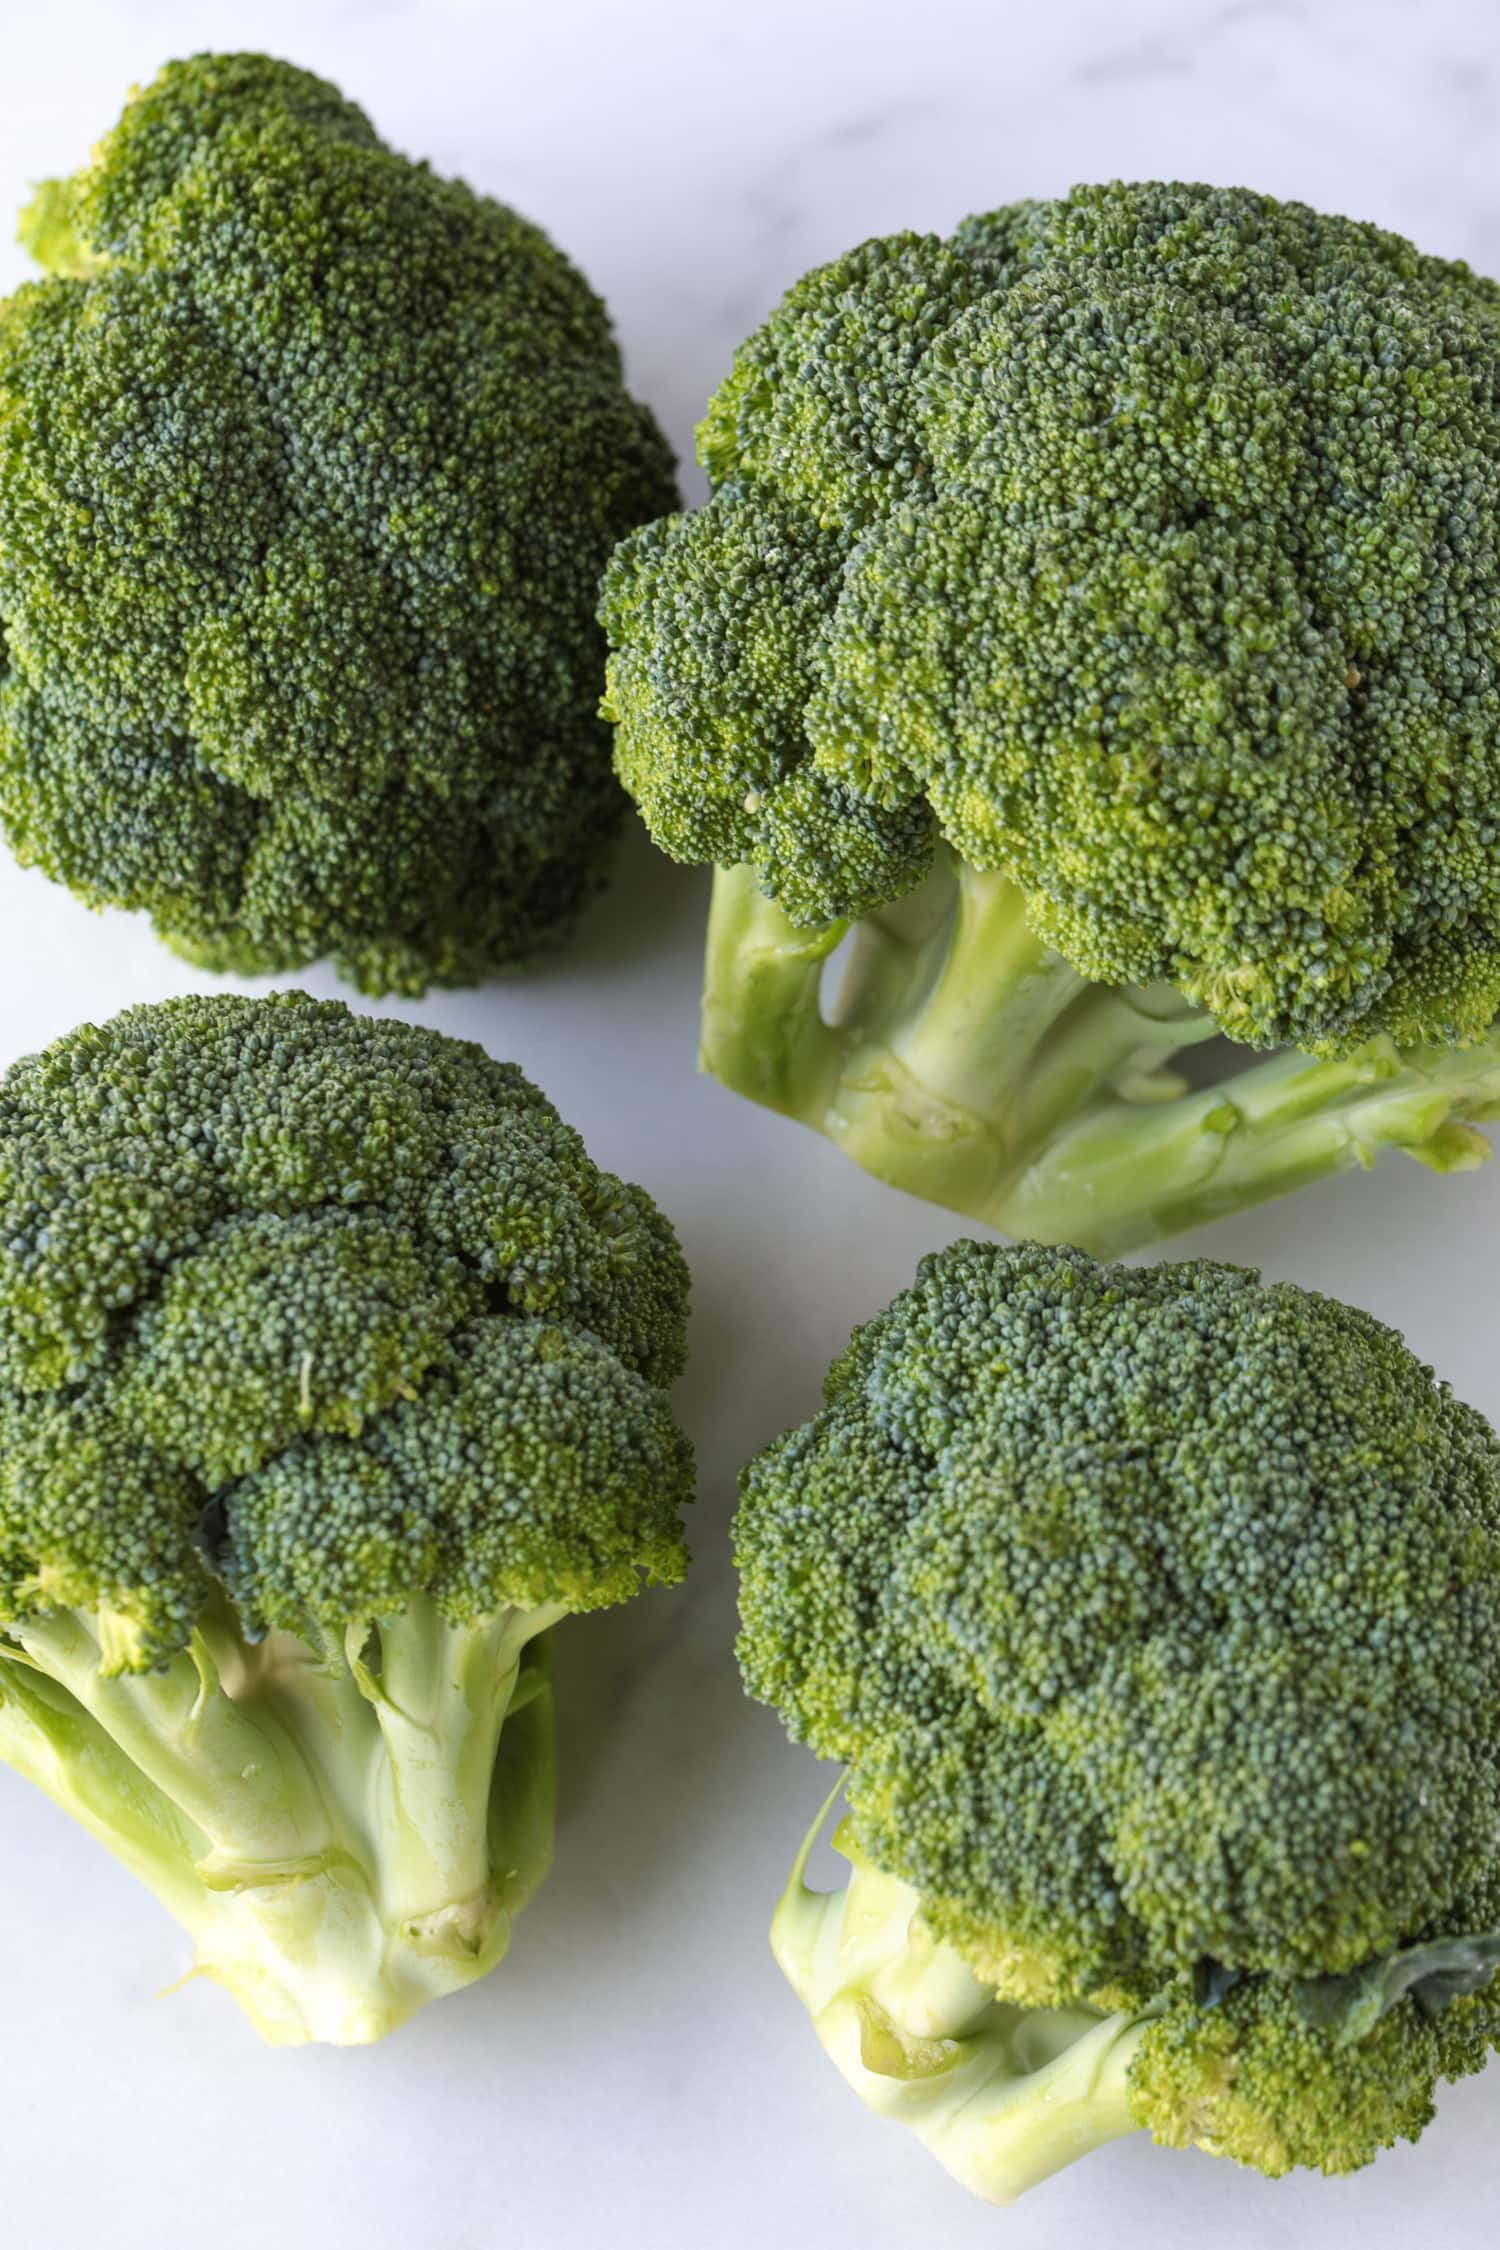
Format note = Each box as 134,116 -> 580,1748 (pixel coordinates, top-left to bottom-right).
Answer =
0,3 -> 1498,2245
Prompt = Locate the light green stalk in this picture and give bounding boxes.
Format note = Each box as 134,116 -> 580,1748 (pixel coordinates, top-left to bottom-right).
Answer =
772,1787 -> 1155,2204
0,1593 -> 558,2045
702,856 -> 1500,1255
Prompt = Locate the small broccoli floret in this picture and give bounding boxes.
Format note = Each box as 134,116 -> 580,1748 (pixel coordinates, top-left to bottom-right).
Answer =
739,1242 -> 1500,2200
602,184 -> 1500,1253
1130,1973 -> 1467,2180
0,53 -> 677,992
0,992 -> 692,2045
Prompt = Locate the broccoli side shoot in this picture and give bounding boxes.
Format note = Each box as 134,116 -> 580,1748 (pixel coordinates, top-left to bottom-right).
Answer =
601,185 -> 1500,1253
0,993 -> 692,2045
0,53 -> 677,993
737,1243 -> 1500,2199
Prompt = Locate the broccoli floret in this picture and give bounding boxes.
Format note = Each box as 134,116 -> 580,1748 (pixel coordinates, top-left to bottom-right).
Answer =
0,992 -> 692,2045
0,53 -> 677,993
737,1242 -> 1500,2200
602,184 -> 1500,1253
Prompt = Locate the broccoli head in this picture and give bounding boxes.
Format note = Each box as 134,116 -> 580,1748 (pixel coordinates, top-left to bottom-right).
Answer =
602,184 -> 1500,1252
737,1242 -> 1500,2200
0,53 -> 677,992
0,991 -> 692,2045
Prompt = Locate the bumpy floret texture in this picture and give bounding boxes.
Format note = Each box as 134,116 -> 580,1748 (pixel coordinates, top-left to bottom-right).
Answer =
1125,1864 -> 1500,2175
602,184 -> 1500,1051
1129,1948 -> 1500,2175
0,53 -> 677,991
0,991 -> 692,1667
736,1242 -> 1500,2013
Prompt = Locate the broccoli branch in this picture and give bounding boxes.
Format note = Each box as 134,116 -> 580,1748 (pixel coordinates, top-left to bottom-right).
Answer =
772,1787 -> 1156,2204
0,1594 -> 559,2044
703,856 -> 1500,1255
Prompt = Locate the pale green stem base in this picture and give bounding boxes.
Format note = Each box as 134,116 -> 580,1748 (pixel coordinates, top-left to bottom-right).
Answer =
771,1787 -> 1153,2205
702,858 -> 1500,1255
0,1594 -> 561,2045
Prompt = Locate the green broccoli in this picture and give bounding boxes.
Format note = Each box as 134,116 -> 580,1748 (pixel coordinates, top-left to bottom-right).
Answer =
0,992 -> 692,2045
736,1241 -> 1500,2201
601,184 -> 1500,1254
0,53 -> 677,993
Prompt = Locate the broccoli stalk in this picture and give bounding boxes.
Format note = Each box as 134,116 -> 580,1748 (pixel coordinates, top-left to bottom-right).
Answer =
0,55 -> 678,992
773,1790 -> 1156,2204
773,1782 -> 1500,2201
705,856 -> 1500,1255
0,992 -> 694,2045
605,184 -> 1500,1254
736,1243 -> 1500,2196
0,1596 -> 560,2044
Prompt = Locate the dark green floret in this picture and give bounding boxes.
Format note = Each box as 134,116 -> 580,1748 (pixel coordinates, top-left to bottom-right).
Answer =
0,53 -> 677,992
0,991 -> 692,2044
739,1241 -> 1500,2200
603,183 -> 1500,1251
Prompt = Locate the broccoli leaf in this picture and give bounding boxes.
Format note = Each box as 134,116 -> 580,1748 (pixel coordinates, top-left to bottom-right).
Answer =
1293,1930 -> 1500,2046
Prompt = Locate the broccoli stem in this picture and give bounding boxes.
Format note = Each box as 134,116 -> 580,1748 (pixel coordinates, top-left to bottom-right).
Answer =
349,1596 -> 563,1953
702,858 -> 1500,1254
772,1786 -> 1154,2203
0,1595 -> 559,2044
701,857 -> 852,1120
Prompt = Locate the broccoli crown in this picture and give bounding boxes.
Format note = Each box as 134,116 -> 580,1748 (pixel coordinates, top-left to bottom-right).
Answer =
602,182 -> 1500,1054
0,991 -> 692,1668
0,53 -> 677,992
736,1241 -> 1500,2010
